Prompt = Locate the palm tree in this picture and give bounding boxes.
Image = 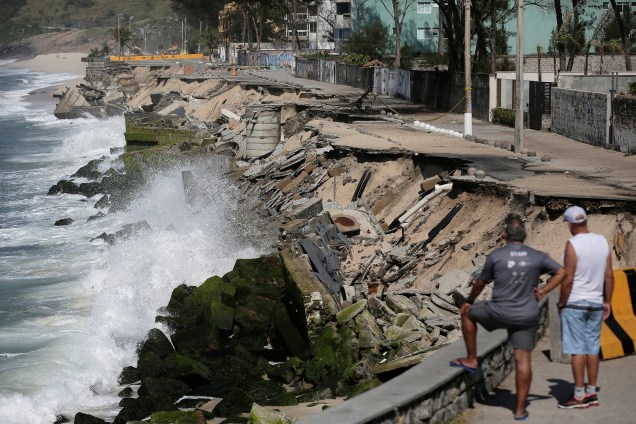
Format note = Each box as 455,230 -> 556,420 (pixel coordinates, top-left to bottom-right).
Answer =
111,27 -> 132,58
590,38 -> 624,74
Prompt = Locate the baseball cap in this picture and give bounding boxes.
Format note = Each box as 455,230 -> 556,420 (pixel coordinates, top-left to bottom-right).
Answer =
563,206 -> 587,223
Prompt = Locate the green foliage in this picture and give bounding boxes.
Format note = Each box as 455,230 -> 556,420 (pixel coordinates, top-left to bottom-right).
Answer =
497,56 -> 515,71
492,107 -> 528,128
87,42 -> 111,59
399,43 -> 415,70
342,16 -> 391,60
341,53 -> 371,65
628,82 -> 636,96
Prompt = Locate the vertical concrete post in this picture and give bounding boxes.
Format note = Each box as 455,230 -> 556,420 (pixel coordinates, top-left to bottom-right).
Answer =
548,290 -> 571,363
514,0 -> 524,152
464,0 -> 473,136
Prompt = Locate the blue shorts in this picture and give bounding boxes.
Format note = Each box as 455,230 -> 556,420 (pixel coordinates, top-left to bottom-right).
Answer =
560,300 -> 604,355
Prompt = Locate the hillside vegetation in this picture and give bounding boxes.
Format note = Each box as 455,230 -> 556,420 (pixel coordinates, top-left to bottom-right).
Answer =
0,0 -> 177,44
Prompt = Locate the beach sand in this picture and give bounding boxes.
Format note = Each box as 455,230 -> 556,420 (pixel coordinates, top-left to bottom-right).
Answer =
13,52 -> 87,74
9,53 -> 87,106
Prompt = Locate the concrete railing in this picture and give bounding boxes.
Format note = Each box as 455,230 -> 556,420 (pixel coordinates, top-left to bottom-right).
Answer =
300,301 -> 549,424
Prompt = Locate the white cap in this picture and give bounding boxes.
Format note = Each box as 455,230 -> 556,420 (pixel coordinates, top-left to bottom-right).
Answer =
563,206 -> 587,224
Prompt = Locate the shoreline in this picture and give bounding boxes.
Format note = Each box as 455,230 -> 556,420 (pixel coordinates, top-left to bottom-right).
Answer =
7,52 -> 86,106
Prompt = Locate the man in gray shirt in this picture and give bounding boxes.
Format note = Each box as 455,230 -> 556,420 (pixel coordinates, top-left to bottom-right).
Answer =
450,213 -> 566,421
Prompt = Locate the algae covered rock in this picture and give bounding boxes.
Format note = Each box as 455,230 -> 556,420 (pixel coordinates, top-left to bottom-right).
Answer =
138,328 -> 174,359
212,387 -> 254,417
137,376 -> 190,402
336,299 -> 367,324
247,403 -> 295,424
150,410 -> 205,424
73,412 -> 106,424
304,324 -> 360,393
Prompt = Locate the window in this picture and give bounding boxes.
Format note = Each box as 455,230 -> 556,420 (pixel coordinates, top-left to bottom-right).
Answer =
417,2 -> 432,14
602,1 -> 632,12
417,27 -> 438,40
336,3 -> 352,15
309,22 -> 317,33
336,27 -> 351,39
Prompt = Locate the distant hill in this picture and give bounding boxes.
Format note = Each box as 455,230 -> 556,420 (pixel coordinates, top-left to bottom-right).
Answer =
0,0 -> 221,57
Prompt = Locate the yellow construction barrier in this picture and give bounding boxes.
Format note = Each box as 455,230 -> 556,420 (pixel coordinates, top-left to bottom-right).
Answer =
108,53 -> 205,62
600,268 -> 636,359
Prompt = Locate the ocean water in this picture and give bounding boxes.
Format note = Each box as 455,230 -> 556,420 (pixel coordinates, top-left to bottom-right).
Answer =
0,61 -> 271,422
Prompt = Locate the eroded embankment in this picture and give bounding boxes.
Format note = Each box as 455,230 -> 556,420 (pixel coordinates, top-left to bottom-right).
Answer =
52,65 -> 636,424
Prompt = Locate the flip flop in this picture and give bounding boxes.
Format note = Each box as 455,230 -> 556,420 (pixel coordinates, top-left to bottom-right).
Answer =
514,411 -> 529,421
448,359 -> 477,374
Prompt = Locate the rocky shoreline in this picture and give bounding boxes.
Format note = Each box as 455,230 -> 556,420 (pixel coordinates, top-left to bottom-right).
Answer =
44,60 -> 635,424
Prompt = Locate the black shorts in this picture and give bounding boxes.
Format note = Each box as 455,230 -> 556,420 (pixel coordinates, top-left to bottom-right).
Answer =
470,301 -> 537,351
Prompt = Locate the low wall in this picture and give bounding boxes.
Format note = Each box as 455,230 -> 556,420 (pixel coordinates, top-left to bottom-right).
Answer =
613,96 -> 636,154
300,302 -> 549,424
551,88 -> 608,147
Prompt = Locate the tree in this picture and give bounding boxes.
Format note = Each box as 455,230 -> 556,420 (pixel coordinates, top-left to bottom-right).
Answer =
378,0 -> 418,68
607,0 -> 633,70
111,27 -> 132,57
591,38 -> 624,74
343,16 -> 391,59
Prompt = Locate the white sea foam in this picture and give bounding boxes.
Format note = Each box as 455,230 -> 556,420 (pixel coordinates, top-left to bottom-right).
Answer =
0,156 -> 272,423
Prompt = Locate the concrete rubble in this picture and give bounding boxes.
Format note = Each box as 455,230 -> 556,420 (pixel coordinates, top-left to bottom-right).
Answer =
51,61 -> 636,422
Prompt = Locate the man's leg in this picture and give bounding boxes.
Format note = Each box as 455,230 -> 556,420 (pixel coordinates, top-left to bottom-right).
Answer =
514,349 -> 532,417
459,310 -> 479,369
570,354 -> 586,388
586,353 -> 600,388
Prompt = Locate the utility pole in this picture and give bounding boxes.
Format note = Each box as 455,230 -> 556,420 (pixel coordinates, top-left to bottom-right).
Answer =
464,0 -> 472,137
129,16 -> 134,57
198,20 -> 202,54
117,14 -> 123,59
514,0 -> 524,152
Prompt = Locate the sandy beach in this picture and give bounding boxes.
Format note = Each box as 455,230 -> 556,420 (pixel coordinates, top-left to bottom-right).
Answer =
8,53 -> 87,105
12,52 -> 87,74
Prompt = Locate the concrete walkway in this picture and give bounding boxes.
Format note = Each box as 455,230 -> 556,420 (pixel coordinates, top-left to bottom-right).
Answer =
461,338 -> 636,424
250,68 -> 636,202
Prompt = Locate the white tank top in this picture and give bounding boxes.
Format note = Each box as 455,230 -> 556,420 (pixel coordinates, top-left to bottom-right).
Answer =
568,233 -> 609,304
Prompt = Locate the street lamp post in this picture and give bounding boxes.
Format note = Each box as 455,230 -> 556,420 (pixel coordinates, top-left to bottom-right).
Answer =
129,16 -> 134,57
144,25 -> 149,54
117,14 -> 123,59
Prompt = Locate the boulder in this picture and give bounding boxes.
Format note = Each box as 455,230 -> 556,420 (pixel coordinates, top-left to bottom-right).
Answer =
385,294 -> 418,316
267,356 -> 305,384
336,299 -> 367,324
367,296 -> 397,322
248,403 -> 295,424
137,376 -> 190,402
212,387 -> 254,418
138,328 -> 174,359
72,159 -> 104,180
150,410 -> 204,424
383,325 -> 412,343
118,366 -> 140,385
73,413 -> 106,424
353,310 -> 385,350
54,218 -> 74,226
77,181 -> 102,198
87,212 -> 106,222
93,195 -> 110,209
436,269 -> 472,294
113,397 -> 154,424
48,179 -> 80,195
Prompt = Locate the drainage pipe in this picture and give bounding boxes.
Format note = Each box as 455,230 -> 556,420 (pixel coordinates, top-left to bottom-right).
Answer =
396,183 -> 453,227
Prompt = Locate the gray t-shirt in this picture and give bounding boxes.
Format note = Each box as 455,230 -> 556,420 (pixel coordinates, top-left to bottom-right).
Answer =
480,243 -> 561,327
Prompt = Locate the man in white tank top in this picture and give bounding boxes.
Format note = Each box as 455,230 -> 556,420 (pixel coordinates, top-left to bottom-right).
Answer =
556,206 -> 614,409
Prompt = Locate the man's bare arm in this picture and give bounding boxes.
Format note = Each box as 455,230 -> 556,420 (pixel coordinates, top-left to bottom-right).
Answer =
536,267 -> 568,301
558,241 -> 577,308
